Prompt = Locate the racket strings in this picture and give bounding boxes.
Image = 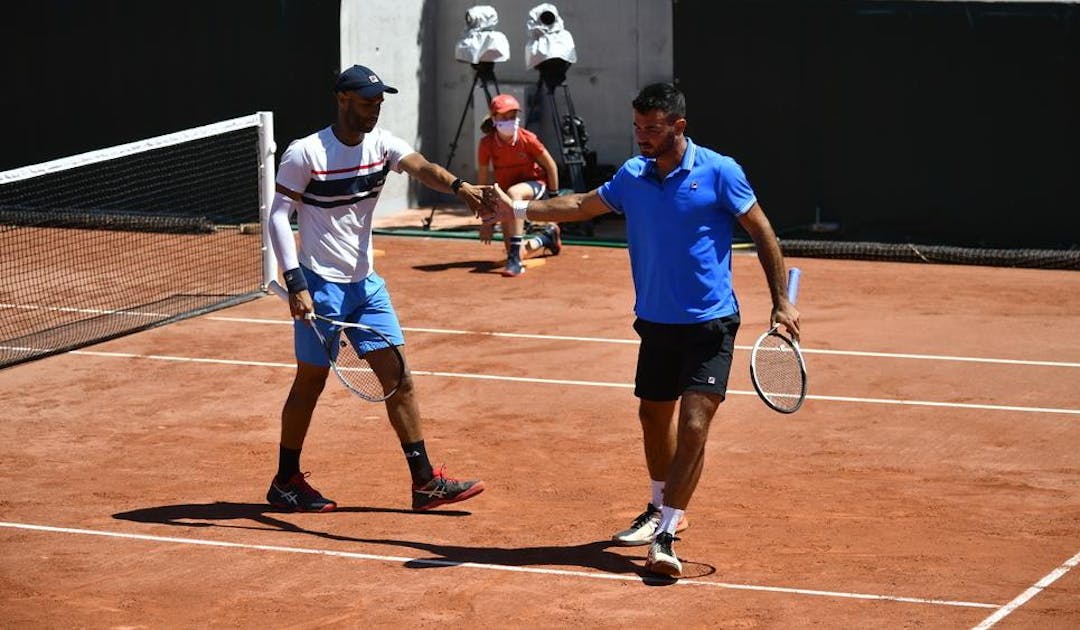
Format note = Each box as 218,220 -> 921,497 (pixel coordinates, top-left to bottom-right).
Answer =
331,334 -> 400,400
752,335 -> 804,408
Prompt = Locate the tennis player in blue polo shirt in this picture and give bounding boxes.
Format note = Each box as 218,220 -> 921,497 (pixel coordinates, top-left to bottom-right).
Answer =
486,83 -> 800,578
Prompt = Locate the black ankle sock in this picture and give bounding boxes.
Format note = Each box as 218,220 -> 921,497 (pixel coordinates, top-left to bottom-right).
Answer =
402,440 -> 434,486
277,445 -> 301,483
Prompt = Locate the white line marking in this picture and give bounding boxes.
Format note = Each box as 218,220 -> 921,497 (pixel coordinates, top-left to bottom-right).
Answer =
5,304 -> 1076,368
971,548 -> 1080,629
69,350 -> 1080,416
207,316 -> 1080,369
0,302 -> 169,318
798,348 -> 1080,369
73,351 -> 292,369
0,521 -> 997,609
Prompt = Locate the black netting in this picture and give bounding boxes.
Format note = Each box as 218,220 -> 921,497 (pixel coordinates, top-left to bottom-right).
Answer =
0,125 -> 265,368
778,240 -> 1080,270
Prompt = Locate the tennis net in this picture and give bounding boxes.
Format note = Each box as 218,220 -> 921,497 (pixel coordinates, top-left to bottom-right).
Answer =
777,239 -> 1080,270
0,113 -> 276,369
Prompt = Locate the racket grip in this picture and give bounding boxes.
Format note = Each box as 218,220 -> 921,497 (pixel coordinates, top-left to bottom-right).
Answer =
786,267 -> 801,304
266,280 -> 289,301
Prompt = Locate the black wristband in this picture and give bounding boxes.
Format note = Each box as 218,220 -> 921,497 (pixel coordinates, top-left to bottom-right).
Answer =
282,267 -> 308,294
450,178 -> 464,194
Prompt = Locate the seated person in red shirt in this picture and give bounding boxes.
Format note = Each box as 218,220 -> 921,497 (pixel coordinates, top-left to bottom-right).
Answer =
477,94 -> 562,277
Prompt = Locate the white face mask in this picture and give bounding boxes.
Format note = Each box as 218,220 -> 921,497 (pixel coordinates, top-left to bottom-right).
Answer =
494,118 -> 519,138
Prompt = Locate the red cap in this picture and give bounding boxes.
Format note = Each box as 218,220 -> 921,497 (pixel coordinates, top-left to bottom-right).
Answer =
490,94 -> 521,115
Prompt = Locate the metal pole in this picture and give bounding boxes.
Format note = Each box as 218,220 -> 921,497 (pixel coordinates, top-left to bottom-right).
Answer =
257,111 -> 277,291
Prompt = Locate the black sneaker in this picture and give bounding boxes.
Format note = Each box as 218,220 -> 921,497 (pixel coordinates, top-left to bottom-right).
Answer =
266,472 -> 337,513
412,466 -> 485,511
501,246 -> 525,277
646,532 -> 682,577
542,223 -> 562,256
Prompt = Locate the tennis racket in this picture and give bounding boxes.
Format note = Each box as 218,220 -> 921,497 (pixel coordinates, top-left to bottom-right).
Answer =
749,267 -> 807,414
267,280 -> 404,402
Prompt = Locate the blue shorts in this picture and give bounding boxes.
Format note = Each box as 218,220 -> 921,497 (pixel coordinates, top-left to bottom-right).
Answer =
293,268 -> 405,366
523,180 -> 546,199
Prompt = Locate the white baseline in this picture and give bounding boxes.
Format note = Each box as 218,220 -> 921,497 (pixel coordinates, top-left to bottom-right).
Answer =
68,350 -> 1080,416
0,521 -> 997,610
209,316 -> 1080,369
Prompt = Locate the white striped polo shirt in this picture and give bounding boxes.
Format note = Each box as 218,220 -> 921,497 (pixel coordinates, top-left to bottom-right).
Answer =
277,126 -> 414,282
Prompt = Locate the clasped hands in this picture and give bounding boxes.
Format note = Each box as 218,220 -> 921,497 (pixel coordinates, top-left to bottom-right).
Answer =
465,184 -> 514,226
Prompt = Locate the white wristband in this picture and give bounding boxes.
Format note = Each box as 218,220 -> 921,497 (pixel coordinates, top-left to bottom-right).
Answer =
512,199 -> 529,219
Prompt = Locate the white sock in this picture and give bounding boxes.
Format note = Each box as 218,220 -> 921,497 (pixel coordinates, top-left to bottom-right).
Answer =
658,505 -> 685,535
525,236 -> 543,251
650,480 -> 665,508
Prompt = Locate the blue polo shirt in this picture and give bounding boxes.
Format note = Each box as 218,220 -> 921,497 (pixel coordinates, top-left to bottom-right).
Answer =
597,138 -> 756,324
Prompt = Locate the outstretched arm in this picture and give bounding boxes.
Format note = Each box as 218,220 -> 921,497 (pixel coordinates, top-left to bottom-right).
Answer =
398,152 -> 487,215
484,183 -> 610,225
737,203 -> 800,340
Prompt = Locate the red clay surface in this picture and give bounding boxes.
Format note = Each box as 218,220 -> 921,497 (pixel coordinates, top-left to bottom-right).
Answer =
1,233 -> 1079,629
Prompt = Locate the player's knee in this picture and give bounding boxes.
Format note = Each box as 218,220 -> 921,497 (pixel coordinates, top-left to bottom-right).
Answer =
291,366 -> 329,397
395,371 -> 416,395
682,415 -> 711,441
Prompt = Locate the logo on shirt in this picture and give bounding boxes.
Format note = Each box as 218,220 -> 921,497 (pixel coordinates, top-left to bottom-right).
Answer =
690,181 -> 699,190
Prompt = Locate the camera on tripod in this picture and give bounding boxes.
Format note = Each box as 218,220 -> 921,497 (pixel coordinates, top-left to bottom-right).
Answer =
455,5 -> 509,66
526,3 -> 592,206
423,6 -> 510,230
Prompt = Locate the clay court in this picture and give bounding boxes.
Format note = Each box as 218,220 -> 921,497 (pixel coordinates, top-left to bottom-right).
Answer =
1,232 -> 1078,628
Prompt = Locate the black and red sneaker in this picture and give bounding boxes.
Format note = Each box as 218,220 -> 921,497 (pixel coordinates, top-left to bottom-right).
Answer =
411,466 -> 485,511
266,472 -> 337,513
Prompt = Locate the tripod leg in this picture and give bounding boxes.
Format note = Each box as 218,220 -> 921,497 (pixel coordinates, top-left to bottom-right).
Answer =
544,90 -> 568,185
561,84 -> 587,193
547,85 -> 592,236
548,87 -> 586,193
424,72 -> 481,230
479,77 -> 498,109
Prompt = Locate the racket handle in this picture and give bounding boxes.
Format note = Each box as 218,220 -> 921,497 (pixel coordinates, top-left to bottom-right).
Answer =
267,280 -> 319,322
786,267 -> 801,304
266,280 -> 289,301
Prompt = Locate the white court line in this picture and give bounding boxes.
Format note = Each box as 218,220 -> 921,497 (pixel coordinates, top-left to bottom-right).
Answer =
208,316 -> 1080,369
971,549 -> 1080,629
0,521 -> 997,609
69,350 -> 1080,416
4,303 -> 1077,368
0,302 -> 169,318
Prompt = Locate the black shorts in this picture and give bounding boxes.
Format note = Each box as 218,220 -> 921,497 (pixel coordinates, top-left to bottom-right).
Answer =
632,313 -> 741,402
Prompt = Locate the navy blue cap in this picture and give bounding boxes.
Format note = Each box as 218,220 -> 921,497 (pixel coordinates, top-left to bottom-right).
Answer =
335,65 -> 398,98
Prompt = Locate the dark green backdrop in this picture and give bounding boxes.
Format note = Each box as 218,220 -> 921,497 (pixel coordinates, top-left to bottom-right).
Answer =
674,1 -> 1079,249
2,0 -> 340,173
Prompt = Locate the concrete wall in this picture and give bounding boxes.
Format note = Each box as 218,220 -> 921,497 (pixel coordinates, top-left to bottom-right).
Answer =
341,0 -> 673,214
340,1 -> 432,213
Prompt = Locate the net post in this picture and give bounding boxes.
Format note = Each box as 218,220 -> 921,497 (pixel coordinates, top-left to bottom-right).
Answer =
257,111 -> 278,292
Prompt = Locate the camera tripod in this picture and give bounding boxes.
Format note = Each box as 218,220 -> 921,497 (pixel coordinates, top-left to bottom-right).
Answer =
525,58 -> 594,236
531,58 -> 587,194
421,62 -> 500,230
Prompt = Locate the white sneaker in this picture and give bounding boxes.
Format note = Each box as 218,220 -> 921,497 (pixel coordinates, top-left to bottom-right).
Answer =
611,503 -> 689,546
646,532 -> 682,577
